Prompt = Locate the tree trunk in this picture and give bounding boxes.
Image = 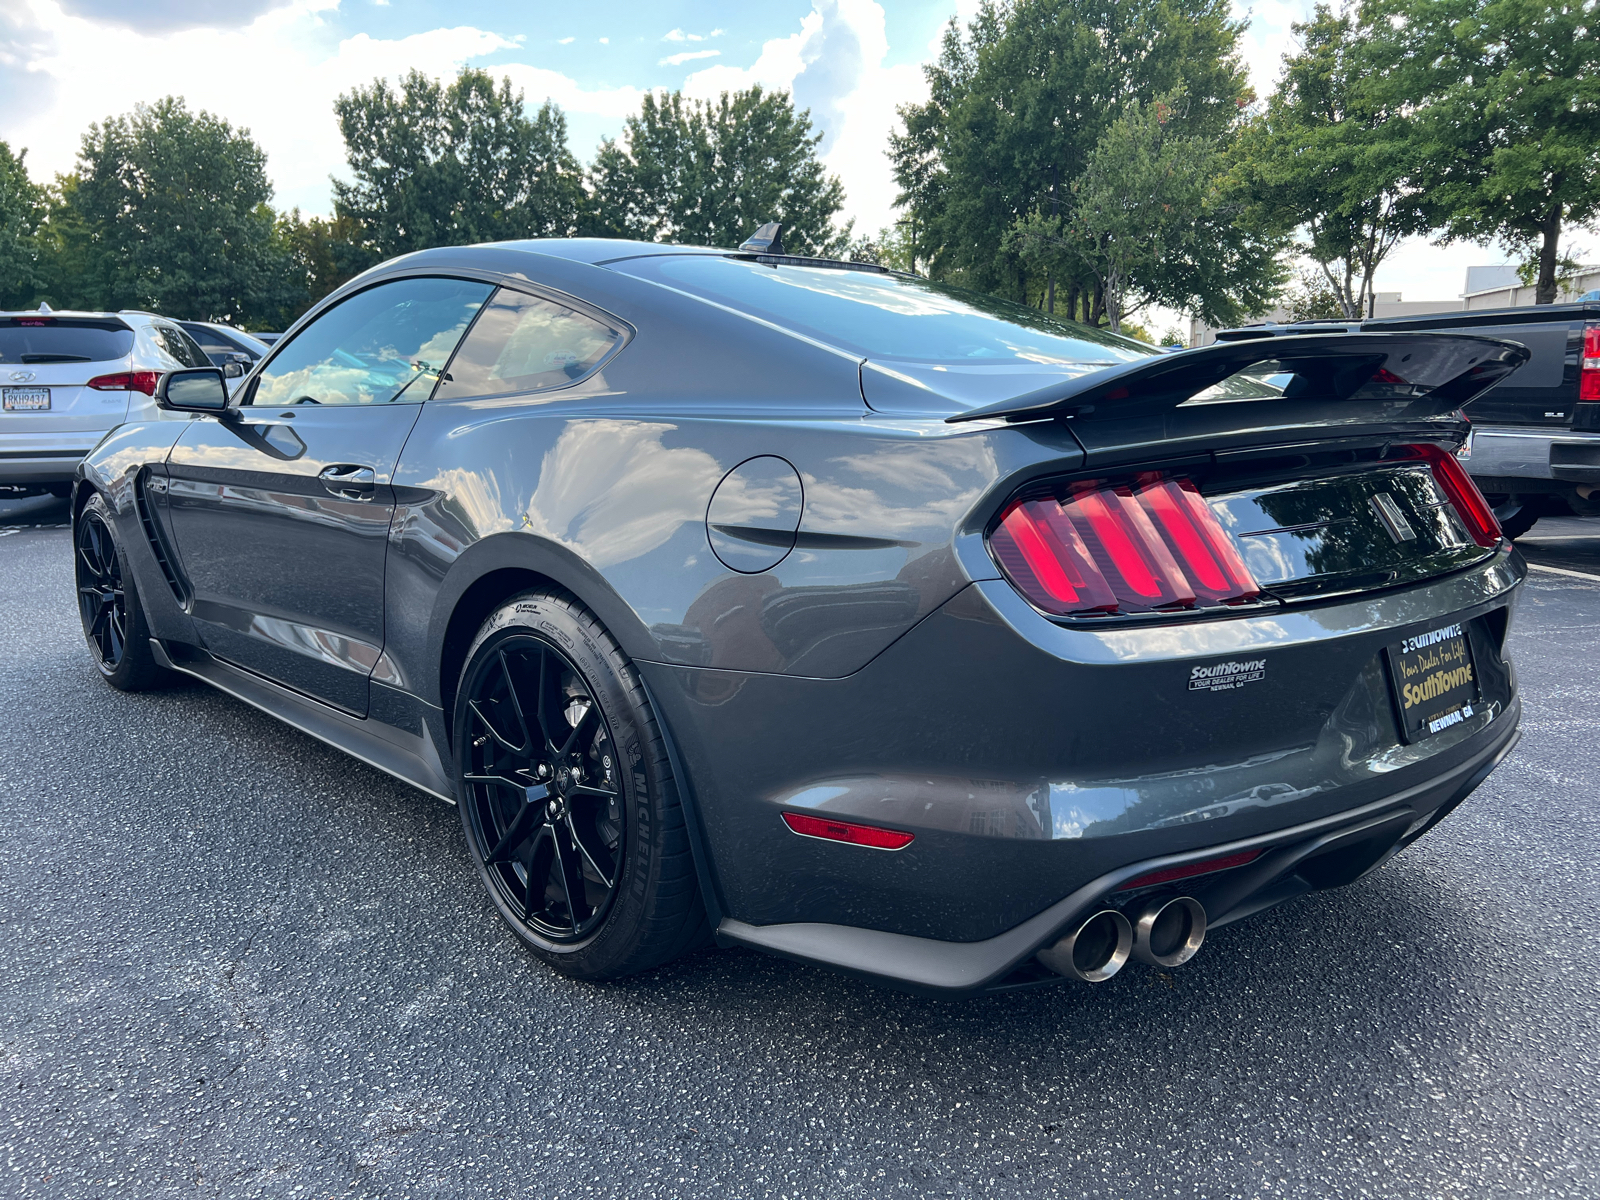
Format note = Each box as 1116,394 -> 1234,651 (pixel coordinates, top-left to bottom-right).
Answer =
1064,281 -> 1078,323
1091,279 -> 1105,326
1536,203 -> 1563,305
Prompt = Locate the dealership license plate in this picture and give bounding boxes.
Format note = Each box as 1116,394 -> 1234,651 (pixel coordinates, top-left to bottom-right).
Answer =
2,387 -> 49,411
1385,621 -> 1480,743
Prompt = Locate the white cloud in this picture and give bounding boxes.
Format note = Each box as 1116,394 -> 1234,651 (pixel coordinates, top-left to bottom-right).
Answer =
683,0 -> 927,236
598,37 -> 608,44
664,27 -> 724,43
660,49 -> 721,66
0,0 -> 644,215
557,36 -> 574,45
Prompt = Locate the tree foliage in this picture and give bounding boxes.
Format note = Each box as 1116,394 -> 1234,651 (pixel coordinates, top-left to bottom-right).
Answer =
1227,4 -> 1420,318
0,142 -> 45,309
1364,0 -> 1600,303
333,68 -> 584,257
1007,94 -> 1283,330
890,0 -> 1266,317
44,97 -> 286,323
587,86 -> 847,255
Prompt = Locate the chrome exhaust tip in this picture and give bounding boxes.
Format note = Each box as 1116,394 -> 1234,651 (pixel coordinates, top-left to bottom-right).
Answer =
1130,896 -> 1207,968
1037,909 -> 1133,983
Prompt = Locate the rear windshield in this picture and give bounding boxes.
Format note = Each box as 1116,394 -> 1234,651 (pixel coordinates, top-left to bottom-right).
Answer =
0,319 -> 134,365
612,255 -> 1154,367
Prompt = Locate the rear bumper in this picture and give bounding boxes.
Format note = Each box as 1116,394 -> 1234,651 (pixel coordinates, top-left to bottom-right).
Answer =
1467,425 -> 1600,484
716,709 -> 1520,995
0,452 -> 85,485
645,545 -> 1524,980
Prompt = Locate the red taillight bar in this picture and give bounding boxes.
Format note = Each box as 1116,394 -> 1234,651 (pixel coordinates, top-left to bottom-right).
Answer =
781,812 -> 914,851
990,473 -> 1261,617
1121,848 -> 1263,891
1399,443 -> 1501,547
87,371 -> 160,396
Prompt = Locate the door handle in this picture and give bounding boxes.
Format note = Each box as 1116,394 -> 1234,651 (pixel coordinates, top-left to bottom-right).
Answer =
318,464 -> 376,498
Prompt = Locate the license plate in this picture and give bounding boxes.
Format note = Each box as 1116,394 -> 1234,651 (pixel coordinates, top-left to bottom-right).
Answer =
2,387 -> 49,411
1385,621 -> 1480,743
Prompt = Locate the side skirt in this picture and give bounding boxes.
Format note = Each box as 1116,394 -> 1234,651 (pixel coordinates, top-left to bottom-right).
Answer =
149,639 -> 455,803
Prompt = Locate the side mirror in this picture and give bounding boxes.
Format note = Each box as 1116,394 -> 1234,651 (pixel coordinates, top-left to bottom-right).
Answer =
157,367 -> 231,413
222,361 -> 244,378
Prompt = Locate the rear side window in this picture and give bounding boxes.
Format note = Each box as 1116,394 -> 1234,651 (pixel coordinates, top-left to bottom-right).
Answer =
432,288 -> 623,400
153,324 -> 210,368
0,319 -> 134,365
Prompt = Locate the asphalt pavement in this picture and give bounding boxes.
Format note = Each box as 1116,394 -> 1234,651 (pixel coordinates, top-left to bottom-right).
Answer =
2,498 -> 1599,1199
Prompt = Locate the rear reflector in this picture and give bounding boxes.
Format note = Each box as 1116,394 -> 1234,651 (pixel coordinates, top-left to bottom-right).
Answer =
781,812 -> 915,850
1582,323 -> 1600,402
1122,848 -> 1263,890
989,473 -> 1261,617
1399,443 -> 1501,547
88,371 -> 161,397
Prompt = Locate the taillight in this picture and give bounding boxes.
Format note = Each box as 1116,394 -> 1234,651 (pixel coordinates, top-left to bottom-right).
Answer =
1582,323 -> 1600,401
781,812 -> 914,850
88,371 -> 160,396
989,473 -> 1261,617
1399,443 -> 1501,547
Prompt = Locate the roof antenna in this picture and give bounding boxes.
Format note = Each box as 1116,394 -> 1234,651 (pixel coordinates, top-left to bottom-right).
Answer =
37,302 -> 52,314
738,222 -> 784,255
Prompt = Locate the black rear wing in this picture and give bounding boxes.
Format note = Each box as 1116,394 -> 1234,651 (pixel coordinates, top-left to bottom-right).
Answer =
944,332 -> 1531,468
946,333 -> 1529,426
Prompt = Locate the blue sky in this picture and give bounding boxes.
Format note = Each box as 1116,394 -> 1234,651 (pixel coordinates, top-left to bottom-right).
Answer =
0,0 -> 1508,308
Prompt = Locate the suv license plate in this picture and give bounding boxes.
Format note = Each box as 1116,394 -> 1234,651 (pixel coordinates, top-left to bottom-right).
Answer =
2,387 -> 49,411
1385,621 -> 1480,743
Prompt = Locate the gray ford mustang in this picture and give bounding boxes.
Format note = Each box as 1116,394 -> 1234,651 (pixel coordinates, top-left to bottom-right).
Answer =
73,238 -> 1528,994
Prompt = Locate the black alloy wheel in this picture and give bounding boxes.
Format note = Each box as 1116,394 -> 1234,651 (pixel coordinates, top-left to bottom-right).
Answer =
453,590 -> 708,980
74,491 -> 168,692
77,506 -> 128,669
460,636 -> 625,941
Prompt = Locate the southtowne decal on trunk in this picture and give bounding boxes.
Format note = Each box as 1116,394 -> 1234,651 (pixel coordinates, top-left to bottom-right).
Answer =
1189,659 -> 1267,692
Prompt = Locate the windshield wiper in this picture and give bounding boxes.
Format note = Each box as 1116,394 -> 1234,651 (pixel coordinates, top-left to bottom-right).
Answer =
19,354 -> 92,363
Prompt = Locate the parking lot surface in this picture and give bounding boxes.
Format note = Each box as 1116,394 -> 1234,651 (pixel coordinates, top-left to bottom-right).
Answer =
3,498 -> 1599,1199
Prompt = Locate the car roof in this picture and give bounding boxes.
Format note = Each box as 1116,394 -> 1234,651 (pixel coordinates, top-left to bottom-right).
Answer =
0,309 -> 174,326
477,238 -> 730,265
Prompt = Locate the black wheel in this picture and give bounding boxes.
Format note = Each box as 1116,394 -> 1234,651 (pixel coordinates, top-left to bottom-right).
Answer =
1494,502 -> 1540,541
453,590 -> 708,979
74,491 -> 169,691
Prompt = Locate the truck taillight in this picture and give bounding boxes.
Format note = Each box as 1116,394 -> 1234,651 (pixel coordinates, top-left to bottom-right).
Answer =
1582,323 -> 1600,401
1397,443 -> 1502,547
989,474 -> 1261,617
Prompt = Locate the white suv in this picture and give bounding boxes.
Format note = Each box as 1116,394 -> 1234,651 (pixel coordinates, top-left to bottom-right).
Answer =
0,306 -> 216,498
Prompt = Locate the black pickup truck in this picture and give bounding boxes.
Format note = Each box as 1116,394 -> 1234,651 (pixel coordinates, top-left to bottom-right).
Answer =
1217,300 -> 1600,538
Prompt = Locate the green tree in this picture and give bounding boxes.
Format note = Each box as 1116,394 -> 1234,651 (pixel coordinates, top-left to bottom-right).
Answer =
1229,5 -> 1422,318
0,142 -> 44,309
46,97 -> 284,322
1006,95 -> 1283,329
334,68 -> 583,257
261,209 -> 381,330
586,86 -> 848,255
1366,0 -> 1600,303
890,0 -> 1255,311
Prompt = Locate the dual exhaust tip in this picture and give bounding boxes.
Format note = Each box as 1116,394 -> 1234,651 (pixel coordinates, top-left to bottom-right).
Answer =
1036,896 -> 1207,983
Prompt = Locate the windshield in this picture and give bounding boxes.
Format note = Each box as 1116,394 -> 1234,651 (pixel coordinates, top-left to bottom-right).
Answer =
611,255 -> 1155,368
0,319 -> 134,365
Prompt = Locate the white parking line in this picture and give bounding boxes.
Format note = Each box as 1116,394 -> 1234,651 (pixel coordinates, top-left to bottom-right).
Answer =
1525,562 -> 1600,582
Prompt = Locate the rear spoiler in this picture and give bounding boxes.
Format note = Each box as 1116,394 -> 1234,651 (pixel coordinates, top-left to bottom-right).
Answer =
944,333 -> 1530,426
